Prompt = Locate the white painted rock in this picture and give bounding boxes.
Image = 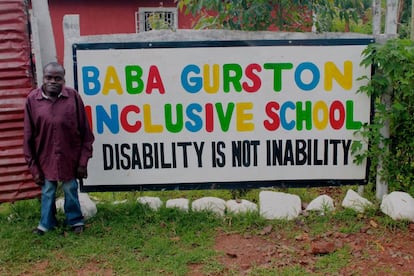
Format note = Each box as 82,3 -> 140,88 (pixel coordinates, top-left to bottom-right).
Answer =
137,196 -> 163,211
56,192 -> 97,220
166,198 -> 189,212
191,197 -> 226,216
341,189 -> 373,212
112,199 -> 128,205
226,199 -> 258,214
259,191 -> 301,220
306,195 -> 335,213
381,191 -> 414,222
55,198 -> 64,211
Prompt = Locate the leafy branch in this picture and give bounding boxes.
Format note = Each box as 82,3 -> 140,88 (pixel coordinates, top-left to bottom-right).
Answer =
356,39 -> 414,194
177,0 -> 371,32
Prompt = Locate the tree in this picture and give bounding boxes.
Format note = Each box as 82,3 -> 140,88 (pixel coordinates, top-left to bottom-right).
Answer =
357,39 -> 414,195
313,0 -> 371,32
397,0 -> 413,38
411,0 -> 414,39
178,0 -> 372,32
178,0 -> 309,31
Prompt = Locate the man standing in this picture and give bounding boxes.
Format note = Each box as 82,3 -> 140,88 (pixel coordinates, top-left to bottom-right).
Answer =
24,62 -> 95,235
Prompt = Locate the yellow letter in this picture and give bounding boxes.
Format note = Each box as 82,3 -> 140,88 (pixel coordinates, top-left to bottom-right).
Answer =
324,61 -> 352,91
102,66 -> 123,95
236,102 -> 254,131
143,104 -> 163,133
312,101 -> 329,130
203,64 -> 219,94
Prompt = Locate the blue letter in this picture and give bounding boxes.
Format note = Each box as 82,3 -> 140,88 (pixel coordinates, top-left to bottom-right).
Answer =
294,62 -> 320,91
82,66 -> 101,95
96,104 -> 119,134
280,101 -> 295,130
181,64 -> 202,93
185,103 -> 203,132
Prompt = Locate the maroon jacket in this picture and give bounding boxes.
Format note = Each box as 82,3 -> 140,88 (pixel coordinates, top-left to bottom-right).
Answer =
23,86 -> 94,181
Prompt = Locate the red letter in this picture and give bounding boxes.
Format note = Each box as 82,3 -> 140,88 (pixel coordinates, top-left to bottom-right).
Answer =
205,103 -> 214,132
120,105 -> 141,132
329,100 -> 345,130
85,105 -> 93,130
146,65 -> 165,94
242,63 -> 262,93
263,101 -> 280,131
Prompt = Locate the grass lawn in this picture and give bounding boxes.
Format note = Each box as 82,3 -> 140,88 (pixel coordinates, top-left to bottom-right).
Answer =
0,187 -> 411,275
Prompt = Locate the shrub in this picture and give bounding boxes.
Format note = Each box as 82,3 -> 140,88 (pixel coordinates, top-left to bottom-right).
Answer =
354,39 -> 414,195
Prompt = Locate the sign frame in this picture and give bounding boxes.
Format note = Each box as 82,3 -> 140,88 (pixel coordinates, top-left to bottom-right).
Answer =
72,38 -> 373,192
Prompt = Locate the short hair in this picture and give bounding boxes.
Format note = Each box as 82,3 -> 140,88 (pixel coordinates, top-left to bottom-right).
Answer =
43,62 -> 65,75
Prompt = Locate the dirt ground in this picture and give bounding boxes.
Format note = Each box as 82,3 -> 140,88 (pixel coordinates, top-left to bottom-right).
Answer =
203,225 -> 414,275
37,222 -> 414,276
188,187 -> 414,275
29,187 -> 414,275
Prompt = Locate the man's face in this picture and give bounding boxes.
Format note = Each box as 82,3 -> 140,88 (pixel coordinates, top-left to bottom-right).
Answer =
42,65 -> 65,96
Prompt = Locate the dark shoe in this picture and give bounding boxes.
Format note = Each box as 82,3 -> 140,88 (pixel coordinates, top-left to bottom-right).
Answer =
32,228 -> 45,236
72,225 -> 84,234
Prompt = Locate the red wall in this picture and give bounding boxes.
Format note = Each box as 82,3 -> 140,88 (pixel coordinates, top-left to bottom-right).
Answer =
47,1 -> 311,66
48,0 -> 196,64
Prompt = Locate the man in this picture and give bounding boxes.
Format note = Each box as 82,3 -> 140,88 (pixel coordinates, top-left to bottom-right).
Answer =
23,62 -> 94,235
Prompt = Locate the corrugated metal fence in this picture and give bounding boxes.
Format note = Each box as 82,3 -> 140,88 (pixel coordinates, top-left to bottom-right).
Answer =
0,0 -> 40,202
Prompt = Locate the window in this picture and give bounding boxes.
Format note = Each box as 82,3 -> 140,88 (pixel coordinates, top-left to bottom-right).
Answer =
136,7 -> 178,32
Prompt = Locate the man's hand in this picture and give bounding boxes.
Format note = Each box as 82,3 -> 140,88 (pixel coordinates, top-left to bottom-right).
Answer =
33,174 -> 44,186
76,166 -> 88,179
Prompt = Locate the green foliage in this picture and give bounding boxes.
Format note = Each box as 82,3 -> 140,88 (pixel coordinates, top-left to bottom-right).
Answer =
398,0 -> 412,39
0,188 -> 411,275
314,246 -> 352,273
178,0 -> 372,32
178,0 -> 412,35
0,199 -> 220,275
147,12 -> 173,30
311,0 -> 371,32
178,0 -> 318,31
250,265 -> 310,275
356,39 -> 414,194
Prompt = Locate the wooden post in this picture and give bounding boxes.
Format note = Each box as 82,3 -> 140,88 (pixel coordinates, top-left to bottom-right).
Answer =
30,0 -> 57,86
62,15 -> 81,88
372,0 -> 382,35
385,0 -> 399,35
411,0 -> 414,40
374,0 -> 399,200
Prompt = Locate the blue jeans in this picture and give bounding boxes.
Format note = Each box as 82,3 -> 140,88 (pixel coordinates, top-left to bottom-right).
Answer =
37,179 -> 84,231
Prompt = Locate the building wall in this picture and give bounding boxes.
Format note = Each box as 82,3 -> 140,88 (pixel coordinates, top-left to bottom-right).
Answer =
47,0 -> 312,64
0,0 -> 39,202
48,0 -> 195,64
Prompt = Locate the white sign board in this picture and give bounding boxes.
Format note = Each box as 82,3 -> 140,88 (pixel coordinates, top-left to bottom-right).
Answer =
73,39 -> 372,191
